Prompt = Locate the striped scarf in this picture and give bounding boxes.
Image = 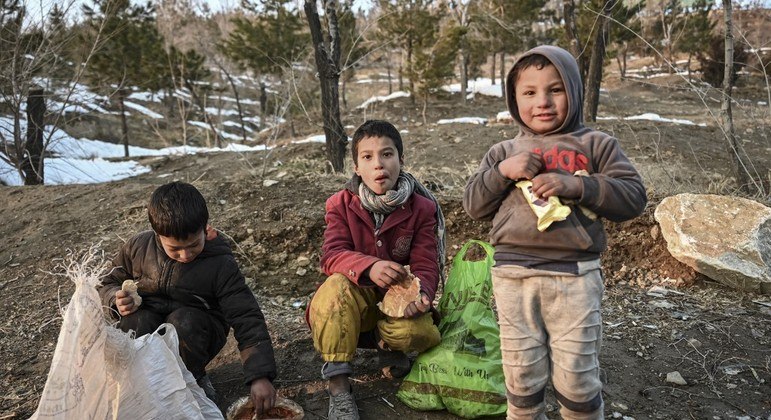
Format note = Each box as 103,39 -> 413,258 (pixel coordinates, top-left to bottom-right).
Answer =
356,172 -> 447,285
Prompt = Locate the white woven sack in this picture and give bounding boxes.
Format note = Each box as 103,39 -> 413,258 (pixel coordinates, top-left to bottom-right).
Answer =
31,252 -> 223,420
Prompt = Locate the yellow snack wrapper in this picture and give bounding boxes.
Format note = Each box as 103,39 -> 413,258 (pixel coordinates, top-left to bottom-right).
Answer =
515,180 -> 572,231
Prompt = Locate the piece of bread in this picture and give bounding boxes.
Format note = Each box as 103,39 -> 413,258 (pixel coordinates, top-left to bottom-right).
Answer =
378,266 -> 421,318
121,280 -> 143,306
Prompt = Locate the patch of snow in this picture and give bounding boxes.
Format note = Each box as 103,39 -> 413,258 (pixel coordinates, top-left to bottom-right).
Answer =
357,91 -> 410,109
124,101 -> 163,119
437,117 -> 487,125
442,78 -> 503,98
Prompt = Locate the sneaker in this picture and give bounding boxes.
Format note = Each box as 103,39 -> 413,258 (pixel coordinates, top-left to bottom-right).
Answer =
197,375 -> 218,403
328,389 -> 360,420
377,347 -> 411,379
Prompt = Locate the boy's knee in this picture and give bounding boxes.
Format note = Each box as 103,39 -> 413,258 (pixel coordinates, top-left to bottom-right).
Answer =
377,313 -> 440,353
310,273 -> 376,316
167,307 -> 208,336
118,309 -> 163,336
316,274 -> 354,296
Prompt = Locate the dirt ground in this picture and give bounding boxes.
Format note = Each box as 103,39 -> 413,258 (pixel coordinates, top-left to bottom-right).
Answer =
1,69 -> 770,419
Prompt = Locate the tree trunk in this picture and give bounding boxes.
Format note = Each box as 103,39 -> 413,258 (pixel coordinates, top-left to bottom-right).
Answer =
342,73 -> 348,109
22,88 -> 45,185
460,52 -> 469,103
615,42 -> 628,78
304,0 -> 347,173
184,79 -> 221,148
491,52 -> 496,85
259,82 -> 267,131
584,0 -> 614,122
563,0 -> 579,55
398,59 -> 404,91
118,89 -> 130,157
218,63 -> 248,142
407,38 -> 415,103
386,58 -> 393,94
720,0 -> 751,193
499,52 -> 506,88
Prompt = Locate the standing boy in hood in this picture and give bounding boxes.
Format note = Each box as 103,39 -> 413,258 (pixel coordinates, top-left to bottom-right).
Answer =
308,120 -> 444,420
98,181 -> 277,416
464,46 -> 647,419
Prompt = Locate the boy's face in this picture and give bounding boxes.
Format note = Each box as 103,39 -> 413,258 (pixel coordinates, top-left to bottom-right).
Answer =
515,64 -> 568,134
158,225 -> 216,263
354,135 -> 402,195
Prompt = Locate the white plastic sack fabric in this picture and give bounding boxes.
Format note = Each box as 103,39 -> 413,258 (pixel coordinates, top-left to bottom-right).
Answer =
31,253 -> 223,420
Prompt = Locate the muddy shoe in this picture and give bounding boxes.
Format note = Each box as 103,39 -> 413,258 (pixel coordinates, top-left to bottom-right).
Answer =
377,347 -> 411,378
197,375 -> 218,403
328,389 -> 360,420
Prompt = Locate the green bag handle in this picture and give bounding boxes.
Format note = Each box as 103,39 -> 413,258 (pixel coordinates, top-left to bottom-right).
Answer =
453,239 -> 495,266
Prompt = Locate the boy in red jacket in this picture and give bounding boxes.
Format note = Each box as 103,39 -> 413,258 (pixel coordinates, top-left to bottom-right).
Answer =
308,120 -> 444,420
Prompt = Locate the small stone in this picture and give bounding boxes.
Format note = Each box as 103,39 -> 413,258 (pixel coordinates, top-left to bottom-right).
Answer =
277,171 -> 287,178
666,371 -> 687,385
263,179 -> 279,187
611,402 -> 629,411
247,228 -> 254,234
296,256 -> 311,267
612,412 -> 623,419
636,351 -> 643,357
650,225 -> 660,240
219,199 -> 227,205
296,268 -> 307,276
280,279 -> 289,286
453,137 -> 462,143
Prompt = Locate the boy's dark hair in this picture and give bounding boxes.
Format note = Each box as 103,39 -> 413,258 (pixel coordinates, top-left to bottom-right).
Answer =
510,54 -> 554,86
148,181 -> 209,238
351,120 -> 403,164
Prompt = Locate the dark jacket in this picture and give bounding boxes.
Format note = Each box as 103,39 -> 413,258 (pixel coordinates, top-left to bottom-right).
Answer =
98,230 -> 277,384
321,186 -> 440,302
464,45 -> 647,262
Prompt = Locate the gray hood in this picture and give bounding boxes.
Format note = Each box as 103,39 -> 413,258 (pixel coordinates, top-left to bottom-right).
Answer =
505,45 -> 584,136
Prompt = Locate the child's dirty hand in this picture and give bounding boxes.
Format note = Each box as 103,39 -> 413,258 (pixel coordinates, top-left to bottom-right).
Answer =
250,377 -> 276,417
403,293 -> 431,318
369,260 -> 408,288
532,172 -> 583,199
498,152 -> 543,181
114,290 -> 139,316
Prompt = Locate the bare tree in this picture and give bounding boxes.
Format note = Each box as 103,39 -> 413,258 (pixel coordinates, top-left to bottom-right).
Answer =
584,0 -> 617,122
0,0 -> 102,185
720,0 -> 752,194
304,0 -> 348,173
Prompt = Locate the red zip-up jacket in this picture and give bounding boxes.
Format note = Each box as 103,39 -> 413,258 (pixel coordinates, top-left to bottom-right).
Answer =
320,188 -> 440,302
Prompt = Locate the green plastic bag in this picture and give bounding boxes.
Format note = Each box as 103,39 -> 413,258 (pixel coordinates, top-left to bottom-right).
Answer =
397,240 -> 507,418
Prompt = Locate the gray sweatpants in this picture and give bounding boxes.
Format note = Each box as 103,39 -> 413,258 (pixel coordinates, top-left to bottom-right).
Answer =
492,261 -> 604,420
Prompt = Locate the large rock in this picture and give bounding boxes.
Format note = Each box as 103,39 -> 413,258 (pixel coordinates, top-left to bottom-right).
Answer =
654,194 -> 771,294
